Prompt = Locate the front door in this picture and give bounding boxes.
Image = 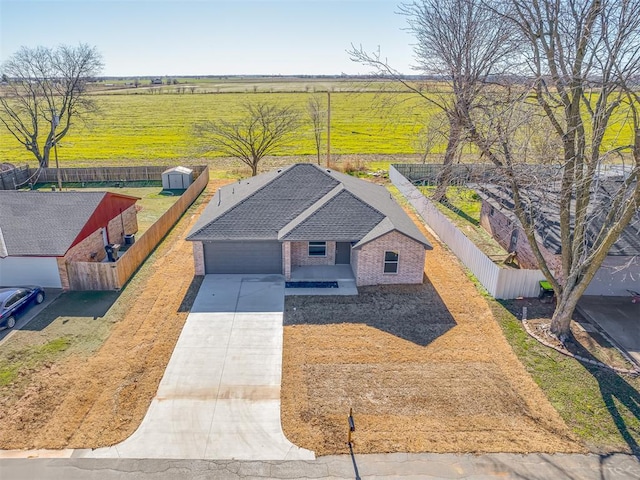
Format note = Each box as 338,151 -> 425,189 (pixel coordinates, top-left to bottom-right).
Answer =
335,242 -> 351,264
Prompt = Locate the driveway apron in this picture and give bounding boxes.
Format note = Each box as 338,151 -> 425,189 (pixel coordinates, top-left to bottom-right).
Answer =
86,274 -> 314,460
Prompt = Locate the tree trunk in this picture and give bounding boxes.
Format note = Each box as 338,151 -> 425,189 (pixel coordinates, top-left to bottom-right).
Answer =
251,161 -> 258,176
549,291 -> 582,342
38,150 -> 48,168
432,118 -> 462,203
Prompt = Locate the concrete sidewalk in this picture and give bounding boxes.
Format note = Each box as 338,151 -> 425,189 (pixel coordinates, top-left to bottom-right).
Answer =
81,274 -> 313,460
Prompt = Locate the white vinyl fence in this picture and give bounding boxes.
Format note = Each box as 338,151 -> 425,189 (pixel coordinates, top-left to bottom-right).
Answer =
390,165 -> 544,299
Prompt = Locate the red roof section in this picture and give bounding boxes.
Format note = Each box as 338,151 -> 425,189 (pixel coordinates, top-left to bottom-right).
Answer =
70,192 -> 139,250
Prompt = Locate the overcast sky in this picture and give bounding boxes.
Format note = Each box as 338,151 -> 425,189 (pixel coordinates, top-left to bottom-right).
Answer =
0,0 -> 416,76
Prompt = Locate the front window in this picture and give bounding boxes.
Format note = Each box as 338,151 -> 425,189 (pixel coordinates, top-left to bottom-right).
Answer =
384,251 -> 399,273
308,241 -> 327,257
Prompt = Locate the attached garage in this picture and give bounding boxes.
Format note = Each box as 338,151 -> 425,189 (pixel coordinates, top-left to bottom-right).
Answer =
0,256 -> 62,288
203,241 -> 282,274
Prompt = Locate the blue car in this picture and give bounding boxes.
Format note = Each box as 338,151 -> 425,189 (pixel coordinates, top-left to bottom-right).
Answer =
0,286 -> 45,329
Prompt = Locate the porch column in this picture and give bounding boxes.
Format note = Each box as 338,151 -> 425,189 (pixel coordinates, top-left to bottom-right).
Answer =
282,242 -> 292,280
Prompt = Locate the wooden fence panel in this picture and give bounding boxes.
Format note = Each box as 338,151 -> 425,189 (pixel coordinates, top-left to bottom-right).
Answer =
0,165 -> 32,190
113,165 -> 210,287
390,165 -> 544,299
67,261 -> 120,290
65,166 -> 209,290
36,165 -> 207,184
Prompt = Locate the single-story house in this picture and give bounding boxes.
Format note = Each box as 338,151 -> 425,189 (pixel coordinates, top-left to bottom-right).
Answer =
0,191 -> 139,289
475,182 -> 640,296
187,163 -> 432,286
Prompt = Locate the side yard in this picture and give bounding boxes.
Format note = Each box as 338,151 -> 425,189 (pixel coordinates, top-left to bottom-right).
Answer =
281,207 -> 584,456
0,179 -> 230,449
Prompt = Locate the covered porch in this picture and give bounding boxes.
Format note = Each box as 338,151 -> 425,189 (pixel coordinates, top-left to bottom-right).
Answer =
286,265 -> 358,296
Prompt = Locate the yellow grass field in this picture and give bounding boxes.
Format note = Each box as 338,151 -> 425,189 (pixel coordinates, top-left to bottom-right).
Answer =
0,82 -> 635,167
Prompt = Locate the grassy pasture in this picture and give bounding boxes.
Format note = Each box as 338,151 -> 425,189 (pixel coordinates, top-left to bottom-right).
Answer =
0,82 -> 635,167
0,91 -> 438,166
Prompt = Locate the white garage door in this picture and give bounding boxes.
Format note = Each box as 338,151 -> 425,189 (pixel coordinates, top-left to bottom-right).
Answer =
0,256 -> 62,288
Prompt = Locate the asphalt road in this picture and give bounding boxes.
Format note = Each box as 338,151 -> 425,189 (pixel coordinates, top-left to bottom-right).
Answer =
1,452 -> 640,480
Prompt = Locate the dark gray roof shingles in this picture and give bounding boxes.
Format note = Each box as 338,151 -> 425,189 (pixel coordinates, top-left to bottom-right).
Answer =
187,163 -> 431,248
281,189 -> 385,241
188,164 -> 339,240
475,182 -> 640,256
0,191 -> 106,256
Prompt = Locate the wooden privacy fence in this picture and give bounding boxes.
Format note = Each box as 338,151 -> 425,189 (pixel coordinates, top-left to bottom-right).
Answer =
0,165 -> 32,190
36,165 -> 207,184
392,163 -> 632,187
67,166 -> 210,290
390,165 -> 544,299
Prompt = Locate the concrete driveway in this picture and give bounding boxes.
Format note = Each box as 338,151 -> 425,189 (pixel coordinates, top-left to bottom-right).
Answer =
84,274 -> 313,460
578,296 -> 640,367
0,288 -> 62,346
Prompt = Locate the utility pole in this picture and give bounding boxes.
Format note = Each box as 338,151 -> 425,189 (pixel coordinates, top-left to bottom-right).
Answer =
326,91 -> 331,167
52,112 -> 62,190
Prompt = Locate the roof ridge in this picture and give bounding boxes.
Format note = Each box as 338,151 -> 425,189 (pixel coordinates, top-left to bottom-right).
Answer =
278,184 -> 344,239
187,164 -> 296,239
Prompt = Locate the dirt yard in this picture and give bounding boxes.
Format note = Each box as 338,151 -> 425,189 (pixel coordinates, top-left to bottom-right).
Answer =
0,179 -> 230,450
281,210 -> 586,456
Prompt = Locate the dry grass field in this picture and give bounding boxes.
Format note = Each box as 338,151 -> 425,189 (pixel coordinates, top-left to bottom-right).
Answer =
280,210 -> 585,456
0,179 -> 230,449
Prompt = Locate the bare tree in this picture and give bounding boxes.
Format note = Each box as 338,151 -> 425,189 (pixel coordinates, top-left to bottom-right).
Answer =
0,44 -> 103,168
307,94 -> 325,165
194,101 -> 300,176
459,0 -> 640,340
349,0 -> 515,201
413,111 -> 448,163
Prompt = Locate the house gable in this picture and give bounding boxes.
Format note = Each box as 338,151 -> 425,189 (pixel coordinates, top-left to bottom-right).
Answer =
187,164 -> 340,241
71,192 -> 139,249
0,191 -> 105,257
279,189 -> 385,242
187,164 -> 432,250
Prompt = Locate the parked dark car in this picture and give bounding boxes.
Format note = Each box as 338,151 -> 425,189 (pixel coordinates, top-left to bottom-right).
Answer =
0,286 -> 45,329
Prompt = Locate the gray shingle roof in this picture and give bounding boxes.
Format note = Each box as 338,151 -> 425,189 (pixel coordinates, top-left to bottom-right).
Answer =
475,182 -> 640,256
188,164 -> 340,240
280,188 -> 385,241
187,163 -> 432,248
0,191 -> 107,257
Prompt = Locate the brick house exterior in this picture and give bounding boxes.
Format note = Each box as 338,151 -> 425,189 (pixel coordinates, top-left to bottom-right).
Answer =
187,164 -> 432,287
0,191 -> 139,289
351,231 -> 425,286
476,185 -> 640,295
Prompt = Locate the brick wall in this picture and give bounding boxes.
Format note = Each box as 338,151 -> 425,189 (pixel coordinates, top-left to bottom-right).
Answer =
58,229 -> 107,289
354,231 -> 425,286
65,229 -> 106,263
290,241 -> 336,266
351,248 -> 359,279
56,258 -> 69,290
282,242 -> 292,279
106,204 -> 138,245
193,241 -> 205,275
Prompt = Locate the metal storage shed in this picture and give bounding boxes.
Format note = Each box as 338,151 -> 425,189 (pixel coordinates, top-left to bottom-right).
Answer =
162,166 -> 193,190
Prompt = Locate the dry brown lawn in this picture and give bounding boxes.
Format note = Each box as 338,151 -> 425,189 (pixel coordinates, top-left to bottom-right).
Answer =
281,211 -> 586,456
0,179 -> 231,449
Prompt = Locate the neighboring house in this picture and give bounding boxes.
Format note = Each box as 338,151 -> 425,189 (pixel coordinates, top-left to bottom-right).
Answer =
0,191 -> 139,289
475,183 -> 640,296
187,163 -> 432,286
